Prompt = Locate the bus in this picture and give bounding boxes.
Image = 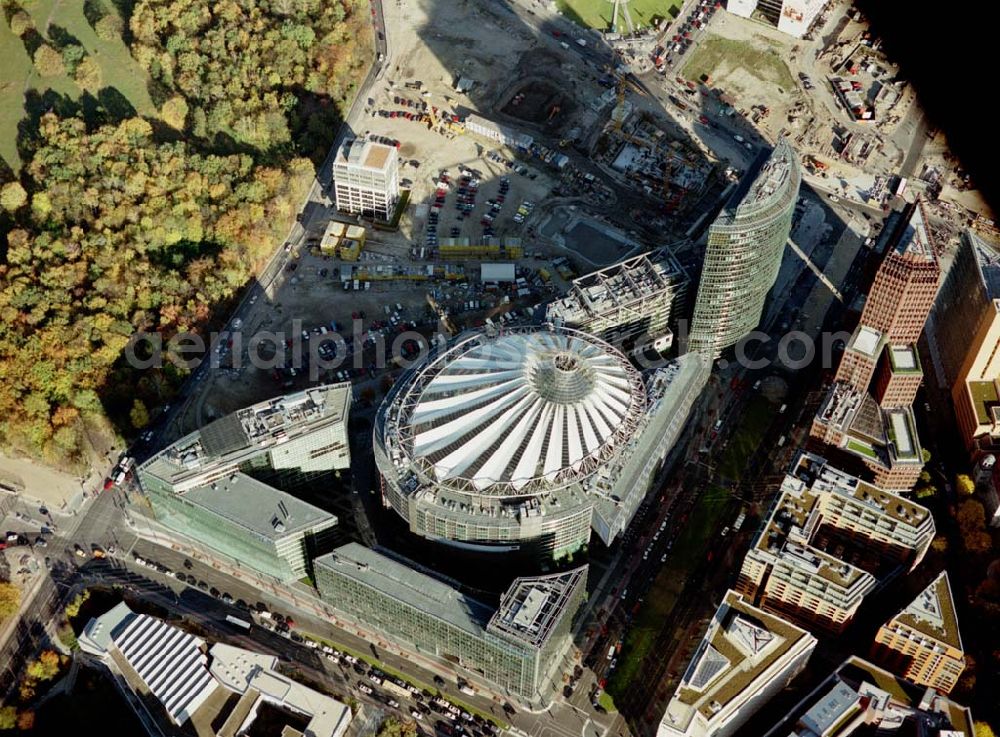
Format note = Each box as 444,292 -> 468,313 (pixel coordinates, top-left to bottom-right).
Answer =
225,615 -> 252,631
381,679 -> 410,700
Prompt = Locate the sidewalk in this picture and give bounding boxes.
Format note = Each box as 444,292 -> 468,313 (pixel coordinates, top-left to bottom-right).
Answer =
126,514 -> 542,715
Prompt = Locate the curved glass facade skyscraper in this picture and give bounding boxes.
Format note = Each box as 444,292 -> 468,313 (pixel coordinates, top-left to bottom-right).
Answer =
689,138 -> 801,358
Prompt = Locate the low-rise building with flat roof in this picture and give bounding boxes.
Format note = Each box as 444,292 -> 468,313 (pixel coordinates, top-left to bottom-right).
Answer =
464,114 -> 534,150
80,603 -> 218,727
313,543 -> 586,705
209,643 -> 352,737
657,590 -> 817,737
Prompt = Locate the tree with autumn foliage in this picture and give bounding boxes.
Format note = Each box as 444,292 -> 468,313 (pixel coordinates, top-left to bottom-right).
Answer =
976,721 -> 997,737
129,0 -> 371,150
0,115 -> 314,466
1,0 -> 370,468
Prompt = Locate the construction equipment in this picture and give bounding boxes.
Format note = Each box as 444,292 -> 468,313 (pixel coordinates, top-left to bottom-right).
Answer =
427,106 -> 465,135
426,294 -> 457,335
803,154 -> 828,173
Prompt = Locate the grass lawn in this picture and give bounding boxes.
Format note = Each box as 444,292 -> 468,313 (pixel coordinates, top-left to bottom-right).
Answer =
1,0 -> 157,171
597,690 -> 617,712
0,14 -> 37,171
716,393 -> 776,480
606,485 -> 731,699
682,34 -> 797,93
556,0 -> 683,31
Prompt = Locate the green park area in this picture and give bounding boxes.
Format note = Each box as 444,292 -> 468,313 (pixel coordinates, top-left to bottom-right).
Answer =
556,0 -> 682,31
716,393 -> 776,480
0,0 -> 157,171
606,485 -> 733,703
682,34 -> 797,93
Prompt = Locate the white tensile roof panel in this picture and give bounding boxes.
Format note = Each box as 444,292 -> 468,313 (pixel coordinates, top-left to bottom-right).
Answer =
403,329 -> 645,493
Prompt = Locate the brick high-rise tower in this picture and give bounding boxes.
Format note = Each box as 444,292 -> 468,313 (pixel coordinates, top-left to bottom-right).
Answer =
811,200 -> 940,492
835,201 -> 940,398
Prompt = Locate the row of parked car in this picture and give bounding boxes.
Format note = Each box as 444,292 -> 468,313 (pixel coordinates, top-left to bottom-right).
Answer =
292,634 -> 501,734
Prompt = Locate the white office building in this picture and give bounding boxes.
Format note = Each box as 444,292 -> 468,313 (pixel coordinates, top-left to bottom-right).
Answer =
332,138 -> 400,220
726,0 -> 829,37
657,590 -> 817,737
79,603 -> 218,726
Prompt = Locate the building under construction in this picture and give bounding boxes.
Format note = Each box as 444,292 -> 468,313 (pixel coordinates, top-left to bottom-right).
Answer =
600,116 -> 713,213
545,246 -> 689,352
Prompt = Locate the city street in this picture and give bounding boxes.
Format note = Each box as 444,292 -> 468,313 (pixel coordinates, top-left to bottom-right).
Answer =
0,0 -> 970,734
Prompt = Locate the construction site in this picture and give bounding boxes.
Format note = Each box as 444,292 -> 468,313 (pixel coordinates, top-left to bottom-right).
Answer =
595,113 -> 715,213
500,77 -> 573,127
170,0 -> 732,433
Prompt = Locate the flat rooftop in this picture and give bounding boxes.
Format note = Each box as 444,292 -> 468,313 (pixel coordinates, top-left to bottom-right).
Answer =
769,656 -> 976,737
890,571 -> 963,650
339,138 -> 395,172
314,543 -> 495,637
665,591 -> 816,728
798,681 -> 861,737
851,325 -> 884,357
884,407 -> 920,461
209,643 -> 352,737
795,452 -> 931,527
888,344 -> 919,373
182,472 -> 337,541
968,379 -> 1000,426
545,246 -> 688,325
488,567 -> 586,649
751,476 -> 873,590
141,383 -> 351,490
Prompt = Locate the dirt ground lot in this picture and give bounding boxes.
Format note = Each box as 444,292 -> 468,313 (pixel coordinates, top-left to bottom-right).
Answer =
175,0 -> 608,431
681,15 -> 802,127
179,240 -> 566,430
501,78 -> 572,126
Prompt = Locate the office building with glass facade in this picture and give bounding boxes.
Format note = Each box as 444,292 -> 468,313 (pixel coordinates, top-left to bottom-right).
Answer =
314,544 -> 586,705
138,384 -> 351,581
374,326 -> 706,560
688,138 -> 801,358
